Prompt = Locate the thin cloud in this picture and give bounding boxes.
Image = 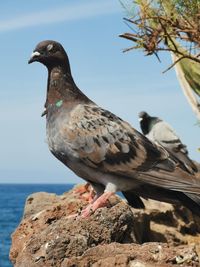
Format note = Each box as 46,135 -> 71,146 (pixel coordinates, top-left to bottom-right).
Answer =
0,1 -> 121,33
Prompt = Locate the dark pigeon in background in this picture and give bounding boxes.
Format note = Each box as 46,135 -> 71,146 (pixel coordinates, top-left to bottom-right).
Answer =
29,40 -> 200,217
138,111 -> 198,174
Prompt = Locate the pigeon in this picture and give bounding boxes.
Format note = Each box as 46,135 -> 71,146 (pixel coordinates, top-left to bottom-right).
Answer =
138,111 -> 198,174
29,40 -> 200,217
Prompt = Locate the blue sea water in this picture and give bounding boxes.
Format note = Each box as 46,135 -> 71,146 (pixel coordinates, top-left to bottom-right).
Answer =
0,184 -> 74,267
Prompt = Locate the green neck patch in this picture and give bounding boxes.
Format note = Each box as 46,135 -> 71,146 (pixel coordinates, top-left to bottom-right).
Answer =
55,99 -> 63,108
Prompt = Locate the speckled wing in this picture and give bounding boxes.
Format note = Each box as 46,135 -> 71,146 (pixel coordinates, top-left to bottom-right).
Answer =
61,104 -> 170,170
60,104 -> 200,193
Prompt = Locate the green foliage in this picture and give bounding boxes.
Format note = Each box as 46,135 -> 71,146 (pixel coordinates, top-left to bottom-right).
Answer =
172,0 -> 200,19
120,0 -> 200,97
120,0 -> 200,124
121,0 -> 200,49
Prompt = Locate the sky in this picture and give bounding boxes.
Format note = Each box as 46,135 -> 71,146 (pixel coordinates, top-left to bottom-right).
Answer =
0,0 -> 199,184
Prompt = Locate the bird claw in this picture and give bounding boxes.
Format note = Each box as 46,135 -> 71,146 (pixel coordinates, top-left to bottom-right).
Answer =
67,192 -> 114,219
67,208 -> 92,219
79,206 -> 95,218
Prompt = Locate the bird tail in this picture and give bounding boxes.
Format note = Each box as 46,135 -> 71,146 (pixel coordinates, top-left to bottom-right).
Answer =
137,167 -> 200,216
139,168 -> 200,194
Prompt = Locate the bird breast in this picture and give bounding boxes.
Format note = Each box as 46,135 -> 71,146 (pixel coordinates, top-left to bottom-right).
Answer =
46,108 -> 78,160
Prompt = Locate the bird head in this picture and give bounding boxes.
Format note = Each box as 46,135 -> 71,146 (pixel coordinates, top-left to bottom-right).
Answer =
138,111 -> 149,122
28,40 -> 69,70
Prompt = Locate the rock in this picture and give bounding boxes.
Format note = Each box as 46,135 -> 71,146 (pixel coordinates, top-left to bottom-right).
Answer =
63,242 -> 199,267
10,184 -> 200,267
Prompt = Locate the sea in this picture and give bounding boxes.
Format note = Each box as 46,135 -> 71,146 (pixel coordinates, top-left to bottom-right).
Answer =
0,184 -> 74,267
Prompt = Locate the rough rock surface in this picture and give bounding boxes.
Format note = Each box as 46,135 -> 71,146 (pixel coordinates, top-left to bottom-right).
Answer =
10,184 -> 200,267
63,242 -> 199,267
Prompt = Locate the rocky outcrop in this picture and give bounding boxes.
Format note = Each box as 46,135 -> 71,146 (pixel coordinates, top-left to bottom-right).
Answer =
10,184 -> 200,267
63,242 -> 199,267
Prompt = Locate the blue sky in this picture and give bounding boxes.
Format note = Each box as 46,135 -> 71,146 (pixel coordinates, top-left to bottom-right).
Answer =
0,0 -> 199,184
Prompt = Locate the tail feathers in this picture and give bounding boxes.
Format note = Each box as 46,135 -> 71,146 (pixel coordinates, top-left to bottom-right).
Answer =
122,191 -> 145,209
138,168 -> 200,195
130,184 -> 200,217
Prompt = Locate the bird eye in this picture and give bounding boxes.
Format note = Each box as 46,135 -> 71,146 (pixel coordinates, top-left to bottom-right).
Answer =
47,44 -> 54,52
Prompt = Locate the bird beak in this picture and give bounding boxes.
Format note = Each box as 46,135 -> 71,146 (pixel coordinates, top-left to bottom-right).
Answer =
28,51 -> 41,64
41,108 -> 47,117
138,118 -> 143,122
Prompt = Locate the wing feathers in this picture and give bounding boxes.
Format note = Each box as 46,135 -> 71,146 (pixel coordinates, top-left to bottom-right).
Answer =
60,104 -> 199,195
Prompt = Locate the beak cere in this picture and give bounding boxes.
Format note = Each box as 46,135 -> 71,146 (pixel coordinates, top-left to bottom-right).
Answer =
28,51 -> 41,64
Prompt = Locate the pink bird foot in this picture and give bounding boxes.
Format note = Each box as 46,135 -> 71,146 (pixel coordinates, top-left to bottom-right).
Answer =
67,191 -> 114,219
80,191 -> 114,218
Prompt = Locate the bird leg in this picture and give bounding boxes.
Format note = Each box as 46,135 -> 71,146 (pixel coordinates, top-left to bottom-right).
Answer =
80,191 -> 114,218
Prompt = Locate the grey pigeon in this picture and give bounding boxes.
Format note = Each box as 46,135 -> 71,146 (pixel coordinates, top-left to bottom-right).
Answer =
138,111 -> 197,174
29,40 -> 200,217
